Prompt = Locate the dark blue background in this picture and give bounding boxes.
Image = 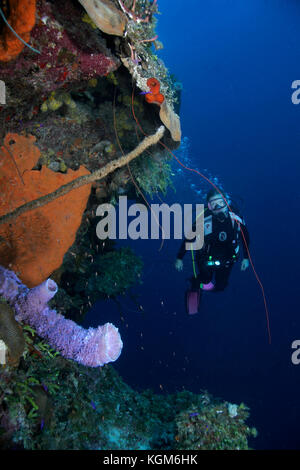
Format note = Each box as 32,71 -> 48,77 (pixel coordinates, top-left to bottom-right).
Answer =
84,0 -> 300,449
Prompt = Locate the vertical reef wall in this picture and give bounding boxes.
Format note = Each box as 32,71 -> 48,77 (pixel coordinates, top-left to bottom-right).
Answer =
0,0 -> 256,450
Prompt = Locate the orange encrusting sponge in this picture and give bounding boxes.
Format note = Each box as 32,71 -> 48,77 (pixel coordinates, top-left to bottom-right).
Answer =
0,0 -> 37,62
145,77 -> 165,106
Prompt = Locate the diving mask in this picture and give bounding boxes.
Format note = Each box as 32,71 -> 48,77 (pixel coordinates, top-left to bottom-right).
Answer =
208,197 -> 227,211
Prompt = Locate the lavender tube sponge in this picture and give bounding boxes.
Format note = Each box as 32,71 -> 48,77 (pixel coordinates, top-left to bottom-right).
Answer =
0,266 -> 123,367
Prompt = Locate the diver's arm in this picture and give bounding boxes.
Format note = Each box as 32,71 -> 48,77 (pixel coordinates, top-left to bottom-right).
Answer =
230,207 -> 250,259
240,222 -> 250,259
177,217 -> 200,259
175,238 -> 189,271
239,221 -> 250,270
176,238 -> 188,260
175,221 -> 197,270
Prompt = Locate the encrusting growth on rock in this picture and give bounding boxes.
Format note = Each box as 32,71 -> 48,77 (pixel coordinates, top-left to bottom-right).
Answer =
0,0 -> 37,62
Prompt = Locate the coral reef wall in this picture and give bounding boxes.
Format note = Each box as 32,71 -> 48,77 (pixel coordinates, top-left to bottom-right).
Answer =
0,316 -> 256,450
0,0 -> 257,452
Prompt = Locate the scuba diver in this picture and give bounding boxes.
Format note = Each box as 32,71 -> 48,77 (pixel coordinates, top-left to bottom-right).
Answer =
175,188 -> 250,314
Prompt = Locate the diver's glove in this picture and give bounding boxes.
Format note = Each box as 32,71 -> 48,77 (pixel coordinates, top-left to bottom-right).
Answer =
175,259 -> 183,271
241,258 -> 250,271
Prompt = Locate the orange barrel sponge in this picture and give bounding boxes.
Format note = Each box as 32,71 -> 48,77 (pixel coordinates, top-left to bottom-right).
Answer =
0,133 -> 92,287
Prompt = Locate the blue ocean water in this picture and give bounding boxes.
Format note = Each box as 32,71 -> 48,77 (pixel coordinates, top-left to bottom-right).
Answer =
84,0 -> 300,449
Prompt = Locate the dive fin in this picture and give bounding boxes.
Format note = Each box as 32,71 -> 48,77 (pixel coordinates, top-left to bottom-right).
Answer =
186,289 -> 201,315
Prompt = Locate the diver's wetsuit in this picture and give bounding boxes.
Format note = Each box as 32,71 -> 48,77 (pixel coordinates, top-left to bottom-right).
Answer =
177,208 -> 250,291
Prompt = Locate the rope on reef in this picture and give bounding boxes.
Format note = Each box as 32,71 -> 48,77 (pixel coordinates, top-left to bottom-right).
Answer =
0,126 -> 165,226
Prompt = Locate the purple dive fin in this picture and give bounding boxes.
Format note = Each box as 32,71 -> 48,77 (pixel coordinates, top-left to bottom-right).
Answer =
186,290 -> 201,315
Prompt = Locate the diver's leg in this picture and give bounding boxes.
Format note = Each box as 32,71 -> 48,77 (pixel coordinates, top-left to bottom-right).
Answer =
186,258 -> 207,314
189,264 -> 212,290
194,256 -> 213,290
213,264 -> 233,291
186,261 -> 210,314
198,257 -> 213,283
